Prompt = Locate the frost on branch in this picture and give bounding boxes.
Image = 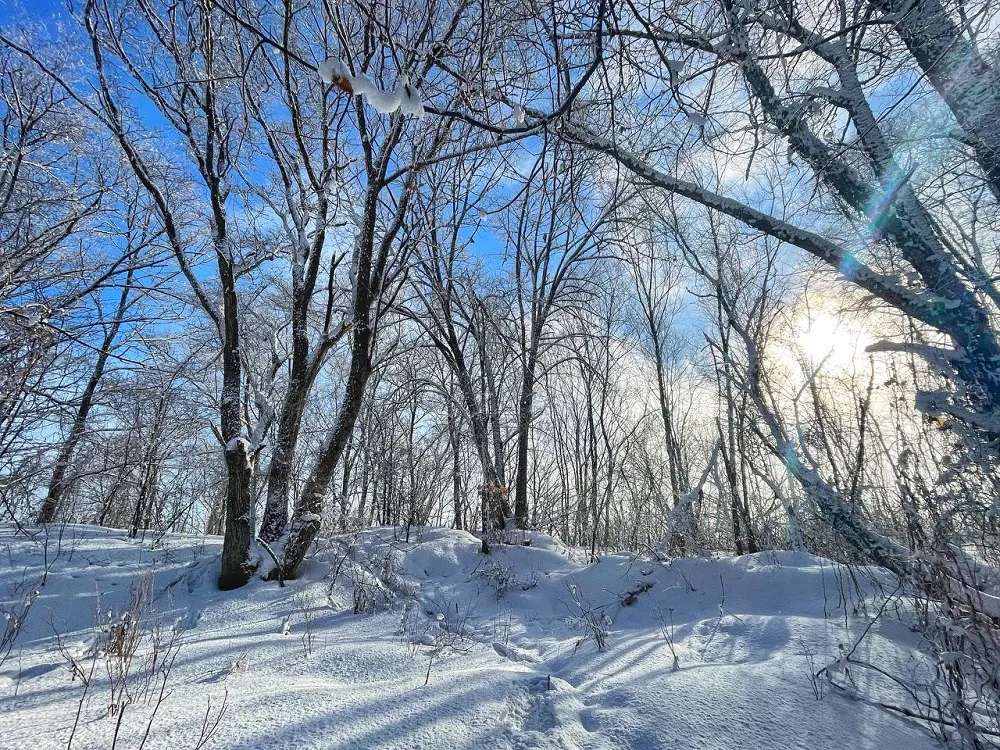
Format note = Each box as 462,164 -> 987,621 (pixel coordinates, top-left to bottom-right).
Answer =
318,58 -> 424,118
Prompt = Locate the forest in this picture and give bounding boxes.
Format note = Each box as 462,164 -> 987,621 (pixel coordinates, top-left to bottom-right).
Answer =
1,0 -> 999,747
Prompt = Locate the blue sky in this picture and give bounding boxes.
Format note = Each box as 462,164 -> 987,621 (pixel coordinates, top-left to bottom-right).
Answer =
6,0 -> 66,21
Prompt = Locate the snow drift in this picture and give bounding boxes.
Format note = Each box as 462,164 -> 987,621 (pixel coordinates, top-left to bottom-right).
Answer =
0,524 -> 940,749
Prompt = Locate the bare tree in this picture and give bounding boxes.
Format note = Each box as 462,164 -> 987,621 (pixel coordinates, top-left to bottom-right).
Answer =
506,141 -> 622,528
272,0 -> 475,580
408,148 -> 514,547
0,47 -> 113,523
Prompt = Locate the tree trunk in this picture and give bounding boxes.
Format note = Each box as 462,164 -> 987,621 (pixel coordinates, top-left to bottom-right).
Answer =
217,250 -> 255,590
259,273 -> 344,541
277,319 -> 371,579
38,262 -> 134,524
513,345 -> 539,528
219,438 -> 255,590
260,377 -> 309,542
447,398 -> 463,530
871,0 -> 1000,201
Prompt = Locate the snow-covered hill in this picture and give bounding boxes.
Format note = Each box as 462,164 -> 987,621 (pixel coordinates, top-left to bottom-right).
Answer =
0,524 -> 939,749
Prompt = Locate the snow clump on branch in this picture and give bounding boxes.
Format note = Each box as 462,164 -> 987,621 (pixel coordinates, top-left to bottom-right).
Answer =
318,58 -> 424,118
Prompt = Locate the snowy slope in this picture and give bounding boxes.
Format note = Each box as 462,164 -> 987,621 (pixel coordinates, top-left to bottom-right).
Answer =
0,524 -> 939,749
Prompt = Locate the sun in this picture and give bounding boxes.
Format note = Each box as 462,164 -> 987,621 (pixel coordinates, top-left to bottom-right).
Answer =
793,309 -> 872,372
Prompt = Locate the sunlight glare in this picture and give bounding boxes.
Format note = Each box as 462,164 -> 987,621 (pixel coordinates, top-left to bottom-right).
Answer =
793,310 -> 871,372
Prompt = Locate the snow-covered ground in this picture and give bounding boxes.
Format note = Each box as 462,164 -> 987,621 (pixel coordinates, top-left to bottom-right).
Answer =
0,524 -> 940,749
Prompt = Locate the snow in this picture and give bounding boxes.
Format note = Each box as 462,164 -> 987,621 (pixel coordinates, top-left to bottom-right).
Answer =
318,58 -> 424,118
0,524 -> 941,749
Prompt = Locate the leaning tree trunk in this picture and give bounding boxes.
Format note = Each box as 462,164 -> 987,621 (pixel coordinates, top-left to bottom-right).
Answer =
276,316 -> 373,580
258,213 -> 342,543
274,72 -> 447,576
259,295 -> 315,542
870,0 -> 1000,202
259,373 -> 310,543
38,262 -> 134,524
275,182 -> 384,580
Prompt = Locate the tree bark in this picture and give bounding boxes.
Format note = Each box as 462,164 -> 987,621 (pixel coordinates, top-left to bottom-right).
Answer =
870,0 -> 1000,201
513,345 -> 539,527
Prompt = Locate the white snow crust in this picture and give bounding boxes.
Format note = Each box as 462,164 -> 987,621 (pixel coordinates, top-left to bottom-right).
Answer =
0,524 -> 940,749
